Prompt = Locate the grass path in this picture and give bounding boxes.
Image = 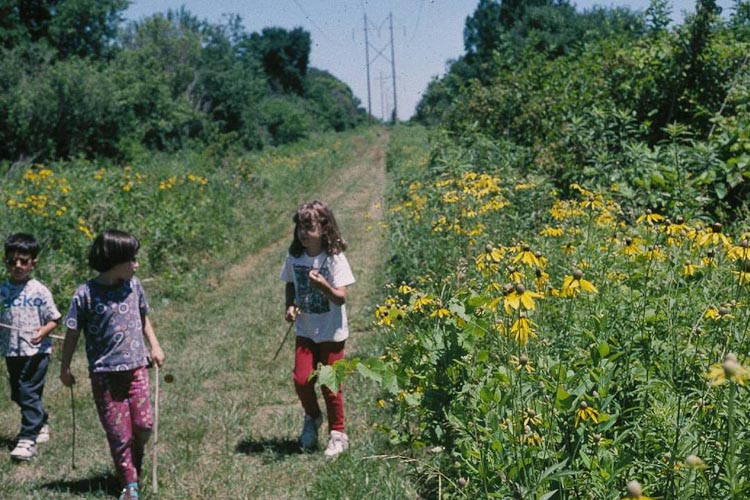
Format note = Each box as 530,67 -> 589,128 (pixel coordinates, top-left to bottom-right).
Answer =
0,128 -> 414,499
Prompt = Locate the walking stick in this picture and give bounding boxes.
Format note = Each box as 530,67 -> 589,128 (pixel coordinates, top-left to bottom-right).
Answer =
272,320 -> 296,362
70,378 -> 76,469
153,364 -> 160,494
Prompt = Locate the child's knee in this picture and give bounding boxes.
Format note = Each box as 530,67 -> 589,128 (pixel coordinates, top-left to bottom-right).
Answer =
292,370 -> 314,388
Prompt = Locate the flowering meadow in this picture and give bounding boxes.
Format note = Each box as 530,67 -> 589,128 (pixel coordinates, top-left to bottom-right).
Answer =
364,125 -> 750,499
0,134 -> 347,302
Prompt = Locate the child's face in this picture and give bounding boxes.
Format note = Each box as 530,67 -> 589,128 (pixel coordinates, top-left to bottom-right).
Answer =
108,256 -> 139,281
4,252 -> 37,284
297,219 -> 323,254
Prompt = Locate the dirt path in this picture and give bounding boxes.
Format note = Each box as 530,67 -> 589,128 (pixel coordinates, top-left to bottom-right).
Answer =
150,129 -> 392,499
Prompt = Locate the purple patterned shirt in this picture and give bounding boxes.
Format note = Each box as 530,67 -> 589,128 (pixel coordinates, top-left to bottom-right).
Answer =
64,277 -> 151,372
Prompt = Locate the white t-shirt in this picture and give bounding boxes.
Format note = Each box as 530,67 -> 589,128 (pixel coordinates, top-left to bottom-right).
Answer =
280,251 -> 355,342
0,279 -> 62,356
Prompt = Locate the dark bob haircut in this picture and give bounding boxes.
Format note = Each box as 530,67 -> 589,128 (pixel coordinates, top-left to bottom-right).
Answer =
88,229 -> 140,272
5,233 -> 40,259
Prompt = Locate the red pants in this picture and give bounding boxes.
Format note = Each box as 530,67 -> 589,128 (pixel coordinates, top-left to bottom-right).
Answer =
91,367 -> 153,486
293,337 -> 345,432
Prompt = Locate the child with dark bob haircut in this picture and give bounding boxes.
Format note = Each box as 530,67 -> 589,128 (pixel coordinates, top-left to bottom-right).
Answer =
60,229 -> 165,500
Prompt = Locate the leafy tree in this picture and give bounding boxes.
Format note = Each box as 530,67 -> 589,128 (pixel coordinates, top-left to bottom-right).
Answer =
246,26 -> 311,94
0,0 -> 127,58
304,68 -> 364,131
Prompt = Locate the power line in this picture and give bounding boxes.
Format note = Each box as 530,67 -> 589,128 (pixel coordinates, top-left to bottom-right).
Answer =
290,0 -> 335,42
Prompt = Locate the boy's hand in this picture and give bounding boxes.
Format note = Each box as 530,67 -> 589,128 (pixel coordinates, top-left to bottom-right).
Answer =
151,345 -> 166,367
30,329 -> 46,345
60,368 -> 75,387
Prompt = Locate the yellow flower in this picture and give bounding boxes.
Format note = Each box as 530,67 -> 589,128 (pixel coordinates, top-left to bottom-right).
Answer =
429,307 -> 451,319
523,408 -> 542,427
561,270 -> 598,297
636,209 -> 665,225
540,226 -> 564,237
504,284 -> 543,312
574,401 -> 600,427
696,222 -> 731,248
706,353 -> 750,386
520,425 -> 543,446
682,261 -> 697,276
513,244 -> 541,267
509,315 -> 538,345
728,239 -> 750,260
510,354 -> 535,373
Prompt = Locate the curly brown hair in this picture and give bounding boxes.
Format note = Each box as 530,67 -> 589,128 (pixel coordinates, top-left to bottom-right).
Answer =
288,200 -> 348,257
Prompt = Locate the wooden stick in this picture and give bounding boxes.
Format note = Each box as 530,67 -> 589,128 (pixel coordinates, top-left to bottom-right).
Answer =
152,364 -> 160,494
272,320 -> 296,361
70,382 -> 76,469
0,322 -> 64,340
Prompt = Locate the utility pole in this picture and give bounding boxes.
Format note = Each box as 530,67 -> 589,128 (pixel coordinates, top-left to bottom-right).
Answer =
362,11 -> 399,124
389,12 -> 397,124
364,14 -> 372,123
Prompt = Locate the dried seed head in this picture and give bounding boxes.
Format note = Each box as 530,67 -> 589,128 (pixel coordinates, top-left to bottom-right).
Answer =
485,243 -> 494,253
164,374 -> 174,384
526,408 -> 536,418
535,251 -> 543,258
522,244 -> 530,252
725,352 -> 738,363
646,209 -> 652,215
707,249 -> 715,258
458,477 -> 468,487
685,454 -> 703,468
624,237 -> 633,246
572,269 -> 584,280
579,401 -> 588,410
723,359 -> 740,377
718,307 -> 730,316
742,239 -> 749,249
519,354 -> 529,365
665,218 -> 672,226
502,283 -> 514,295
626,480 -> 643,498
676,215 -> 684,224
592,390 -> 599,399
515,283 -> 526,294
712,222 -> 723,233
592,433 -> 602,444
535,268 -> 543,278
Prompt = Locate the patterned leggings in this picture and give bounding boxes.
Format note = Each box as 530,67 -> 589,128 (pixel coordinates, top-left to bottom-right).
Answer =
91,367 -> 153,486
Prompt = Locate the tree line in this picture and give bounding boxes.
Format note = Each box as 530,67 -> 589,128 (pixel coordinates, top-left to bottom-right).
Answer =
416,0 -> 750,219
0,1 -> 366,164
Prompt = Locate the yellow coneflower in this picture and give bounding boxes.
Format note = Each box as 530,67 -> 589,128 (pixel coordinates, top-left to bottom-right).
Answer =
540,226 -> 564,237
504,283 -> 544,312
574,401 -> 600,427
523,408 -> 542,427
706,353 -> 750,386
429,307 -> 451,319
728,239 -> 750,260
682,261 -> 697,277
621,236 -> 643,256
509,315 -> 538,345
561,269 -> 598,297
513,244 -> 541,267
510,354 -> 535,373
697,222 -> 732,248
520,425 -> 543,446
636,209 -> 665,225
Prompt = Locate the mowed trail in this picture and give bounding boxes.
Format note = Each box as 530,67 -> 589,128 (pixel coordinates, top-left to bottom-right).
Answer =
151,129 -> 390,499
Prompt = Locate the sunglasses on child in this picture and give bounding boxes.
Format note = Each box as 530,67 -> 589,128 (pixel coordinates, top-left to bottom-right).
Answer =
5,257 -> 33,266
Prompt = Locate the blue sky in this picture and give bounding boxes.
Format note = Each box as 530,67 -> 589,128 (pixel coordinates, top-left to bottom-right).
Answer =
124,1 -> 738,121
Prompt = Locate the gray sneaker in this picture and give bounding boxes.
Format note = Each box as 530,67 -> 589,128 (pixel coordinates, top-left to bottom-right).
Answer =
10,439 -> 37,461
298,414 -> 323,450
324,430 -> 349,458
36,424 -> 50,444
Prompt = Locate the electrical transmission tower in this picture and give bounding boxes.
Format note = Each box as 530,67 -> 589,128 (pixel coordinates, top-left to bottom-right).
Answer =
363,12 -> 398,124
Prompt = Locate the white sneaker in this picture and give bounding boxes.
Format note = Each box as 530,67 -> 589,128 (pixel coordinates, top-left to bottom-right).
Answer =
36,424 -> 50,444
324,430 -> 349,458
10,439 -> 37,461
298,414 -> 323,450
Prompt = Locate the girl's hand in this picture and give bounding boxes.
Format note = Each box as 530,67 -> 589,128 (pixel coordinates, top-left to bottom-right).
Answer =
308,269 -> 329,291
151,345 -> 166,368
60,368 -> 75,387
285,305 -> 299,322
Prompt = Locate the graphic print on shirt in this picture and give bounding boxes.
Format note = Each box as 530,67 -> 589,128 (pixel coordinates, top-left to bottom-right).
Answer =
293,262 -> 331,314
